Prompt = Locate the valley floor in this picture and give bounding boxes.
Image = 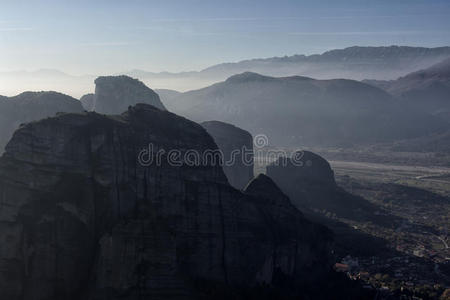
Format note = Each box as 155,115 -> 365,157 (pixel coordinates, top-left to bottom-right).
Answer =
256,152 -> 450,299
332,162 -> 450,298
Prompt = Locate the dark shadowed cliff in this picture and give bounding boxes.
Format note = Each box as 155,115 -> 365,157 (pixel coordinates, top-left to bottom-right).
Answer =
127,46 -> 450,90
0,104 -> 333,300
201,120 -> 254,190
266,151 -> 390,222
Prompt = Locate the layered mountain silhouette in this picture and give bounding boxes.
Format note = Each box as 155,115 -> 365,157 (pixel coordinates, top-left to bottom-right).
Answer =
0,76 -> 162,156
130,46 -> 450,83
3,46 -> 450,97
0,91 -> 83,152
0,69 -> 95,98
159,72 -> 447,147
1,42 -> 449,299
362,58 -> 450,152
366,58 -> 450,121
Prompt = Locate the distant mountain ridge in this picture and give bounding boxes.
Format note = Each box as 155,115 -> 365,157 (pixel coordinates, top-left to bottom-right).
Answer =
128,46 -> 450,79
158,72 -> 447,147
365,58 -> 450,120
196,45 -> 450,79
2,45 -> 450,97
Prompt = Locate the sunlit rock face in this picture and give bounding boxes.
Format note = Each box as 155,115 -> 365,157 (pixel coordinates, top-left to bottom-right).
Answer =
201,120 -> 254,190
0,104 -> 331,300
0,91 -> 84,153
92,75 -> 166,114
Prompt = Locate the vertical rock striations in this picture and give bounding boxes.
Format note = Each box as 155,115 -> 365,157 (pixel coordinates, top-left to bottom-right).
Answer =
0,104 -> 331,300
201,121 -> 254,189
243,174 -> 332,284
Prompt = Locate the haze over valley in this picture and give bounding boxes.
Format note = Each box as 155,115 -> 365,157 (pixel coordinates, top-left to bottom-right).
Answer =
1,1 -> 450,299
3,45 -> 450,98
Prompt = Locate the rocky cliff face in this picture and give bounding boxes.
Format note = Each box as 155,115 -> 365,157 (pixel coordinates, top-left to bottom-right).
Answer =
266,151 -> 379,221
0,104 -> 331,300
80,93 -> 95,111
0,91 -> 84,152
201,121 -> 254,190
93,76 -> 166,114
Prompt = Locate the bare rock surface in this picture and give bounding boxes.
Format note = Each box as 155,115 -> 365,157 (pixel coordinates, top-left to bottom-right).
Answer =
201,120 -> 254,189
80,93 -> 95,111
266,151 -> 382,221
0,104 -> 331,300
93,76 -> 166,114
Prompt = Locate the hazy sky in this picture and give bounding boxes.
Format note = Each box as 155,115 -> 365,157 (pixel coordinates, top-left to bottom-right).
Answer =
1,0 -> 450,74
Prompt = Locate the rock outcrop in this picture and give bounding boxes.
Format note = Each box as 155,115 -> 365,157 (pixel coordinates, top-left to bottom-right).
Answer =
80,93 -> 94,111
0,104 -> 331,300
201,121 -> 254,189
267,151 -> 335,186
244,174 -> 293,207
0,91 -> 84,152
92,75 -> 166,114
266,151 -> 378,221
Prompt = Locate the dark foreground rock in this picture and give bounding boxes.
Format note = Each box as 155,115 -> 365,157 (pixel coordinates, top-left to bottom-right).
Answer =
92,75 -> 166,114
0,104 -> 332,300
201,121 -> 254,189
0,91 -> 84,152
